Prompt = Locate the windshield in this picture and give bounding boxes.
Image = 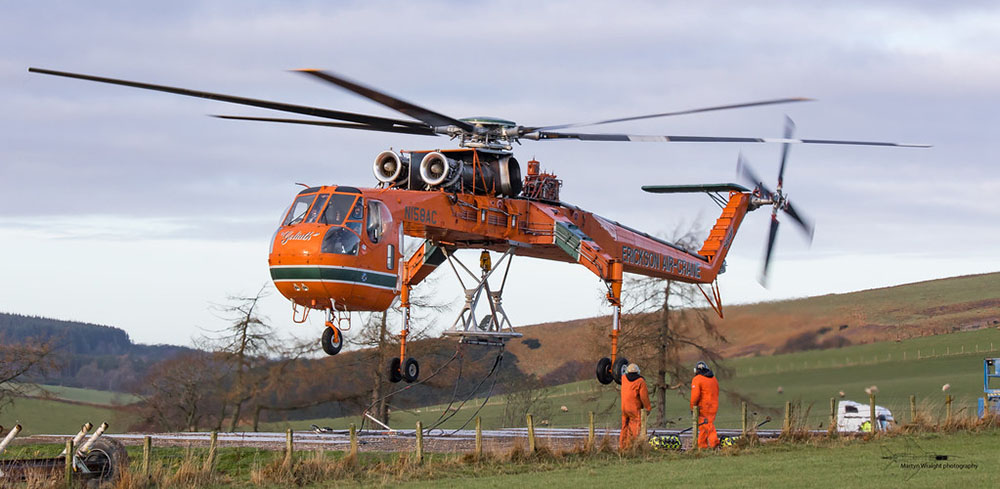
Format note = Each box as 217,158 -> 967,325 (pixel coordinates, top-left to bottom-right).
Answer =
321,194 -> 357,225
283,194 -> 316,226
305,194 -> 329,223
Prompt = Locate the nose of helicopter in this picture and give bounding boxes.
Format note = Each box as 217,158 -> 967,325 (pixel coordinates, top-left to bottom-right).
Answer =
268,224 -> 398,311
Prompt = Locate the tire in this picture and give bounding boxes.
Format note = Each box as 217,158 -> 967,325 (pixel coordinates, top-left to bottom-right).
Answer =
612,357 -> 629,385
595,357 -> 613,384
403,358 -> 420,383
321,326 -> 343,356
388,357 -> 402,383
81,437 -> 128,483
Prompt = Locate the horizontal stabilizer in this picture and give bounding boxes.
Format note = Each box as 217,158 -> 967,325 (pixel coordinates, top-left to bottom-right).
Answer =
642,183 -> 750,194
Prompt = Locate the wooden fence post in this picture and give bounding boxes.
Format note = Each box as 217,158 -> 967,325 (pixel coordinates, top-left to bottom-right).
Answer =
829,398 -> 837,436
587,411 -> 595,449
475,417 -> 483,459
65,439 -> 74,488
692,406 -> 700,451
946,395 -> 953,424
204,430 -> 218,471
142,436 -> 152,477
869,394 -> 877,434
910,395 -> 917,423
349,423 -> 358,460
415,421 -> 423,464
526,414 -> 536,453
741,402 -> 748,436
284,429 -> 293,467
783,401 -> 792,434
639,409 -> 648,444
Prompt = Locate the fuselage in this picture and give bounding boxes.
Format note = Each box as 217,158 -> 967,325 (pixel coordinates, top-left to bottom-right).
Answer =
268,184 -> 751,313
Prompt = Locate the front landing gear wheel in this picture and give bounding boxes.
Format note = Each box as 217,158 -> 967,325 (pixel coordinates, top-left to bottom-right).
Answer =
321,326 -> 343,356
612,357 -> 629,385
596,357 -> 613,384
403,358 -> 420,383
388,357 -> 402,383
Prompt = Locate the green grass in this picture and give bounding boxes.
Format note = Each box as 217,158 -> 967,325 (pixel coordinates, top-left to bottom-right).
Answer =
261,328 -> 1000,432
401,431 -> 1000,489
21,384 -> 140,405
4,430 -> 998,488
0,397 -> 135,435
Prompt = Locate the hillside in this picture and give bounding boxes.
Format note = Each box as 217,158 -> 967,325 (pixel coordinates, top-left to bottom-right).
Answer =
0,312 -> 195,392
507,272 -> 1000,377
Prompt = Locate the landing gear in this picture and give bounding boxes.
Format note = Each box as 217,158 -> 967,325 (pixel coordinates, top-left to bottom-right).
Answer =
321,325 -> 343,355
387,357 -> 419,384
596,357 -> 613,384
403,358 -> 420,383
595,261 -> 626,385
388,357 -> 402,383
321,310 -> 350,356
612,356 -> 629,385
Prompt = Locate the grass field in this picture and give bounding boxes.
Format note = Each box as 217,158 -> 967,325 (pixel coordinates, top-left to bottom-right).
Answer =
261,328 -> 1000,433
18,384 -> 140,405
3,429 -> 996,488
0,397 -> 135,435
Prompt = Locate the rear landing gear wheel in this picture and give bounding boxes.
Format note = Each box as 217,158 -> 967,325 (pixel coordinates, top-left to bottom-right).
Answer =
596,357 -> 613,384
403,358 -> 420,383
321,326 -> 343,356
612,356 -> 629,385
388,357 -> 402,383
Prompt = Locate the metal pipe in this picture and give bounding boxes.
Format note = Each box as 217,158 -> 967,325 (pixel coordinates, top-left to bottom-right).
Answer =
77,422 -> 108,455
0,424 -> 21,455
59,422 -> 93,456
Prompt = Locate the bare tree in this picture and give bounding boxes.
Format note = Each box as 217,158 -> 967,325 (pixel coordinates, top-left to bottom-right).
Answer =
500,373 -> 553,427
0,336 -> 55,413
133,351 -> 227,431
350,274 -> 451,426
613,223 -> 730,427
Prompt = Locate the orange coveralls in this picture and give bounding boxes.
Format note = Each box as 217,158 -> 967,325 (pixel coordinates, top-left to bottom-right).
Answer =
690,373 -> 720,448
620,373 -> 651,450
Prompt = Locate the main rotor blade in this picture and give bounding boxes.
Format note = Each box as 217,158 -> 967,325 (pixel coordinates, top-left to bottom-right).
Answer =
296,69 -> 475,132
782,200 -> 815,243
524,97 -> 813,133
760,217 -> 780,287
736,154 -> 774,198
28,67 -> 429,130
211,115 -> 439,135
523,130 -> 931,147
777,116 -> 795,189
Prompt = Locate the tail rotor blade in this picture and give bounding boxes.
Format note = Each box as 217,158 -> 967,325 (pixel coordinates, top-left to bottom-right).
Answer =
777,116 -> 795,188
783,200 -> 815,243
760,217 -> 780,287
737,153 -> 773,198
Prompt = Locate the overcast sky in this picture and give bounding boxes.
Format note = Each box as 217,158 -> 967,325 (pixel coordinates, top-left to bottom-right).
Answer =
2,1 -> 998,346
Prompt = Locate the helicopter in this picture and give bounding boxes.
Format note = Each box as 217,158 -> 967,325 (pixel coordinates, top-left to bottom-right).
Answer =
28,67 -> 927,385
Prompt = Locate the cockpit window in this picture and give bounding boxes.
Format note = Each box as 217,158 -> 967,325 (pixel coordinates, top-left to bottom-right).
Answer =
368,200 -> 390,243
321,194 -> 357,225
321,227 -> 361,255
305,194 -> 329,223
283,194 -> 316,226
350,198 -> 364,220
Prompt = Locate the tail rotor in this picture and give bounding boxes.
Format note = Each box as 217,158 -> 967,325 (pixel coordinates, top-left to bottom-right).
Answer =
737,116 -> 815,287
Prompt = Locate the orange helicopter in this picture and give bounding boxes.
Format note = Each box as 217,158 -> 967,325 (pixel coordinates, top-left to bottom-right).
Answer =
28,67 -> 927,385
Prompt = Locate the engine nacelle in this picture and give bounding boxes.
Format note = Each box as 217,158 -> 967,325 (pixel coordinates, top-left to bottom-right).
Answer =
418,151 -> 522,197
419,151 -> 461,187
373,150 -> 409,184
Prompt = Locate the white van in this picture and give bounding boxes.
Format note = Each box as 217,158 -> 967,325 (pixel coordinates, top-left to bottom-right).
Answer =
836,400 -> 894,432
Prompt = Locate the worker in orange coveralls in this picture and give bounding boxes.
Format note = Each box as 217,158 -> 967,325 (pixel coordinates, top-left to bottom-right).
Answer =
690,361 -> 720,449
620,363 -> 651,450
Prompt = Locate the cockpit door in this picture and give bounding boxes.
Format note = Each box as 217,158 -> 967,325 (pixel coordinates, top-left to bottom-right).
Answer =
366,199 -> 397,271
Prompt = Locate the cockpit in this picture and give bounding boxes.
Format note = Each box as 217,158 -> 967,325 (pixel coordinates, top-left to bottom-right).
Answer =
279,187 -> 392,257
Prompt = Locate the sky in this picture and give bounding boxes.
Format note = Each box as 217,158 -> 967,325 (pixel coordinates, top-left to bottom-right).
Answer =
2,1 -> 999,347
